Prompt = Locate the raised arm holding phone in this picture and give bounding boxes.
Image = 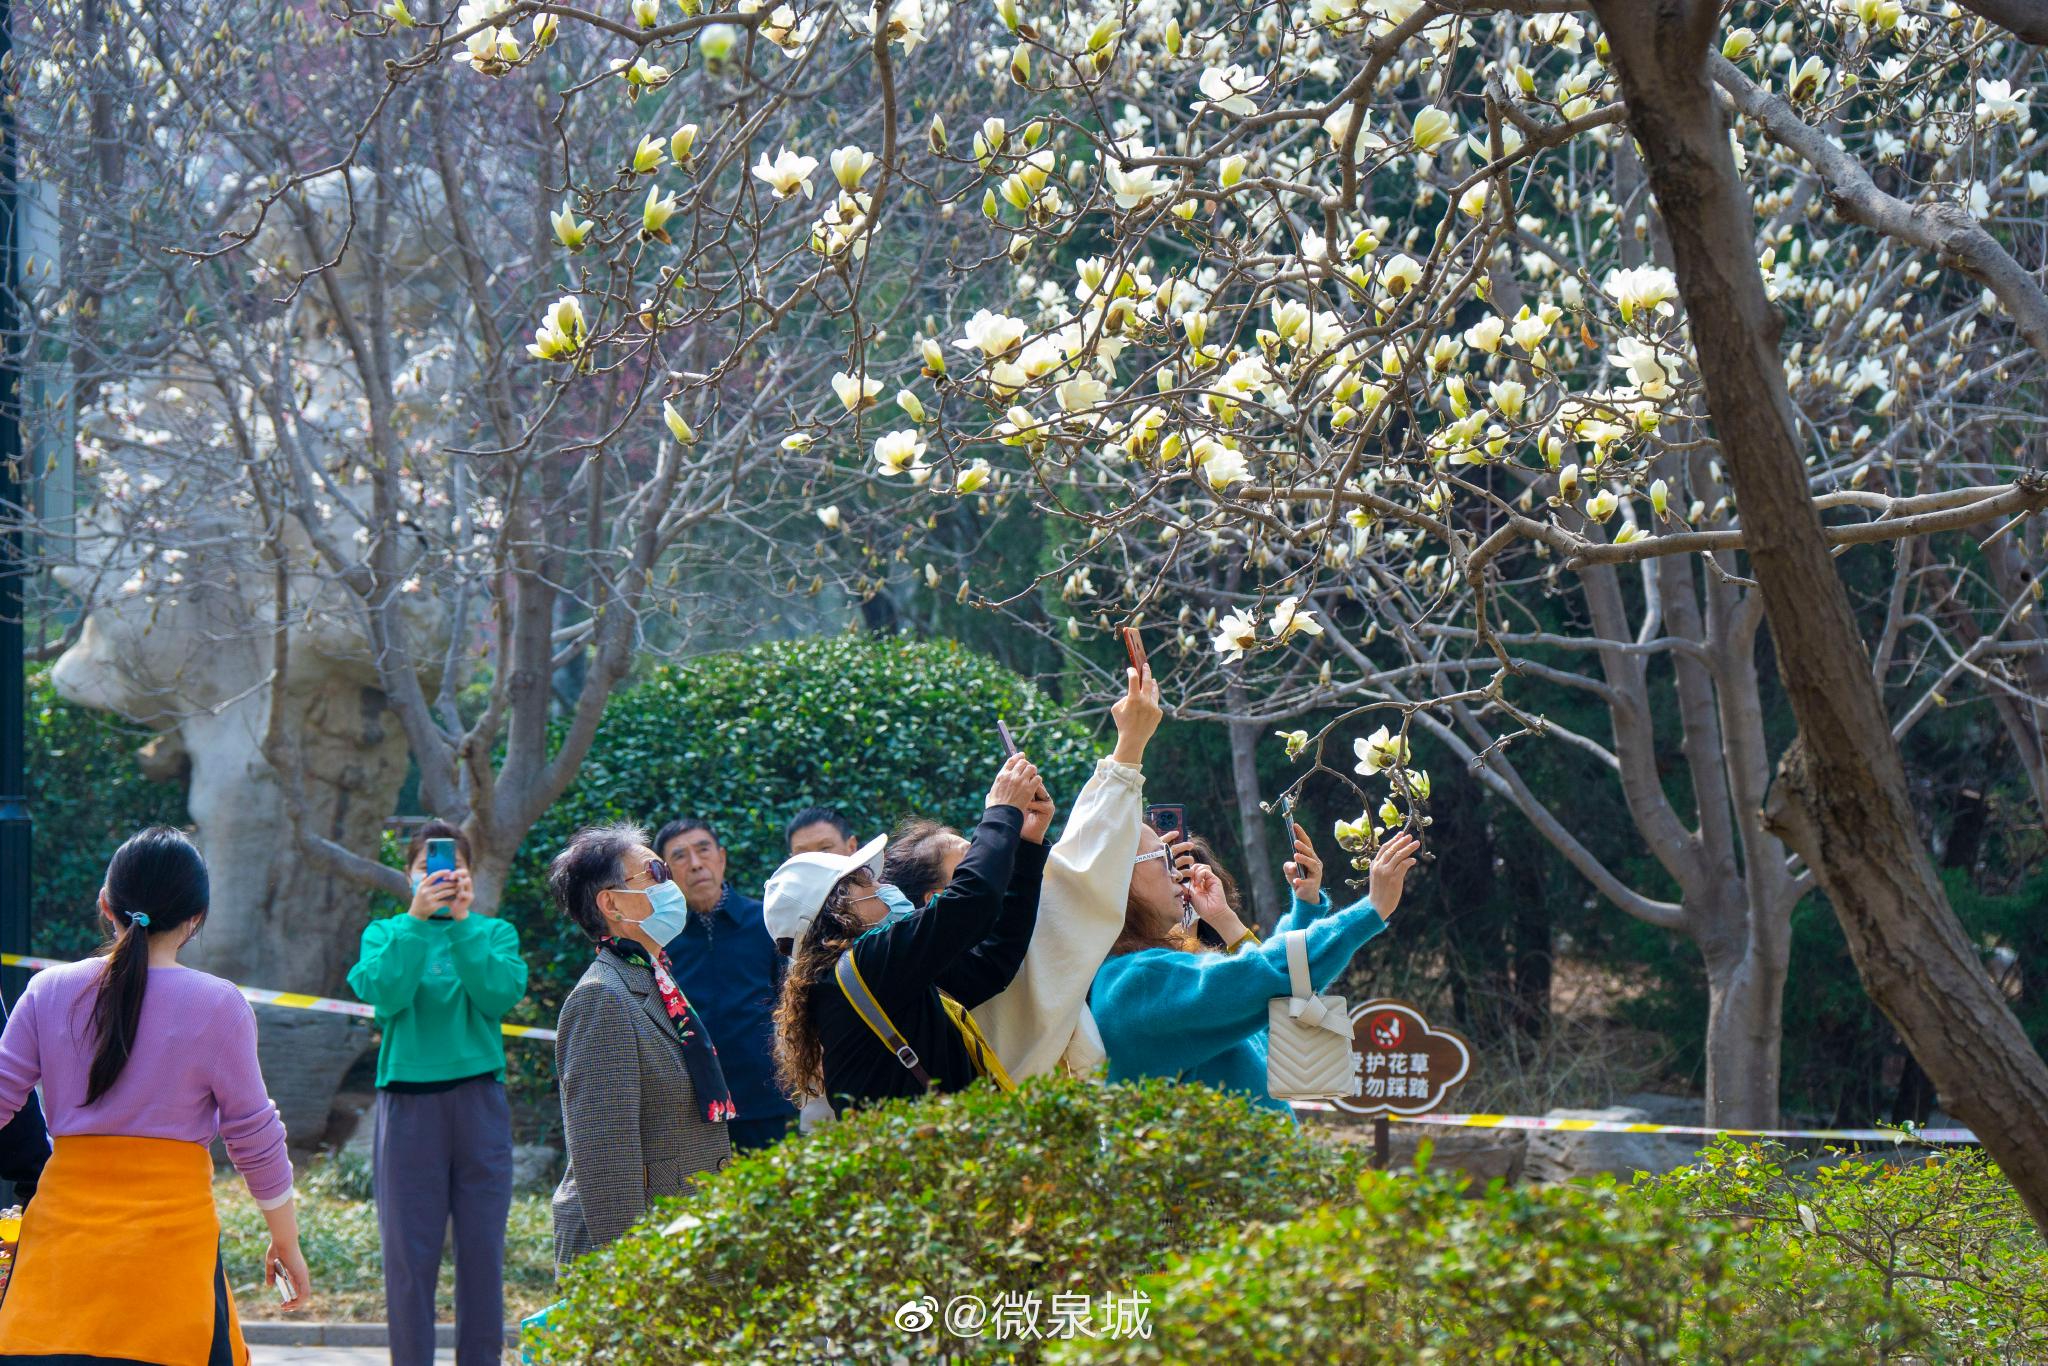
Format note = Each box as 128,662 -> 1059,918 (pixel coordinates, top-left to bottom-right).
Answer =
971,643 -> 1165,1079
769,753 -> 1049,1114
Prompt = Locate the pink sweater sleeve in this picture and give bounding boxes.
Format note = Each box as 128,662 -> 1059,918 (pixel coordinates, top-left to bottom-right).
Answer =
210,989 -> 294,1205
0,979 -> 43,1129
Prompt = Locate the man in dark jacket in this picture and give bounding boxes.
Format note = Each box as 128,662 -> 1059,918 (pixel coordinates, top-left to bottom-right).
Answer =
653,818 -> 797,1151
0,989 -> 49,1204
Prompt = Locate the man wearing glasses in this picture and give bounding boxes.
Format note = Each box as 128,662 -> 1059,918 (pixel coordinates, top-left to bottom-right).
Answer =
650,817 -> 795,1152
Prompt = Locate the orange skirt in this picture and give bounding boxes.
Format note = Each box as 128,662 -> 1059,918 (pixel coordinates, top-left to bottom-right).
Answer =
0,1134 -> 249,1365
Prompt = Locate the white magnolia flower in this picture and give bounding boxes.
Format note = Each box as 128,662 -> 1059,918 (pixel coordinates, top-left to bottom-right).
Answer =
1057,374 -> 1108,413
1212,610 -> 1260,661
1196,64 -> 1267,117
830,145 -> 875,191
1192,438 -> 1251,488
752,148 -> 820,199
1603,265 -> 1679,323
641,184 -> 681,241
550,202 -> 593,252
1353,725 -> 1409,776
1268,596 -> 1324,643
1975,78 -> 2028,127
1410,106 -> 1456,152
1614,336 -> 1676,399
1103,142 -> 1172,209
956,308 -> 1028,357
526,295 -> 585,361
816,505 -> 842,530
956,458 -> 993,494
1464,314 -> 1504,353
1379,253 -> 1422,296
872,428 -> 930,476
832,370 -> 883,411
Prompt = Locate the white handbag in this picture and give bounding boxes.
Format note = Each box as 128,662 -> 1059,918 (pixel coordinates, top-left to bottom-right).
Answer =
1266,930 -> 1361,1101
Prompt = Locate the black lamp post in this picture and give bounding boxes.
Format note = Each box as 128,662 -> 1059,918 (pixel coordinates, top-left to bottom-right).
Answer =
0,0 -> 32,1003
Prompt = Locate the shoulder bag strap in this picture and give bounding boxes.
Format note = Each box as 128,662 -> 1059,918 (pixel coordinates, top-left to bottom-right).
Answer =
834,952 -> 933,1089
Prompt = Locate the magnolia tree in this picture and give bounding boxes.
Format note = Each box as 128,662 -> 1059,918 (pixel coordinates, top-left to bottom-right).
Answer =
299,0 -> 2048,1218
8,0 -> 951,950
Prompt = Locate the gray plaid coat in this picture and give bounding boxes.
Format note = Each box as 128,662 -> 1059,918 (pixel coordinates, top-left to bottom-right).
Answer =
551,946 -> 733,1271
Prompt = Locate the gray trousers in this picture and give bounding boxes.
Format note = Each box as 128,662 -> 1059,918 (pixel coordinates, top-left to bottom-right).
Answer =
373,1079 -> 514,1366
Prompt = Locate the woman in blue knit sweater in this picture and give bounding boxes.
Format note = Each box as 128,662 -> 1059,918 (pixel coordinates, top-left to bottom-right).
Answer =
1090,823 -> 1419,1115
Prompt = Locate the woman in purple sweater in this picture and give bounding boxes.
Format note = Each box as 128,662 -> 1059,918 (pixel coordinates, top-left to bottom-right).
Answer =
0,826 -> 310,1364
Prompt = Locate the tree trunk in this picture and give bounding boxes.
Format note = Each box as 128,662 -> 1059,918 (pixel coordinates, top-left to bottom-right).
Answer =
1595,0 -> 2048,1232
1225,678 -> 1283,933
1701,934 -> 1788,1130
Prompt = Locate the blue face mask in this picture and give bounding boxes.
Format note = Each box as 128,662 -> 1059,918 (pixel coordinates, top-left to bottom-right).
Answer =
409,874 -> 424,894
629,879 -> 691,946
876,883 -> 916,924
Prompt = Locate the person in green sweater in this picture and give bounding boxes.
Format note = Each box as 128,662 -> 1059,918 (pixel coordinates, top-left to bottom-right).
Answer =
347,820 -> 529,1366
1090,823 -> 1419,1117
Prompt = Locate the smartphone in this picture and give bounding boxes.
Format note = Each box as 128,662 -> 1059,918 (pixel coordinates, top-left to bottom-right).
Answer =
1121,624 -> 1147,674
1144,803 -> 1187,840
996,718 -> 1020,758
272,1264 -> 297,1304
424,837 -> 458,878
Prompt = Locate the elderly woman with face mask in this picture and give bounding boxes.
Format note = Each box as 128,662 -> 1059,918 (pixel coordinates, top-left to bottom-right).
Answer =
545,825 -> 734,1272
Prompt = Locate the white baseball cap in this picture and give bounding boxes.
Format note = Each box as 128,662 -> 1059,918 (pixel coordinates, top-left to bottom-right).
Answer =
762,832 -> 888,951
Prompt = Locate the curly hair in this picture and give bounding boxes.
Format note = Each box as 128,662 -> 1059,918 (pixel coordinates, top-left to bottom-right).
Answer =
771,879 -> 869,1100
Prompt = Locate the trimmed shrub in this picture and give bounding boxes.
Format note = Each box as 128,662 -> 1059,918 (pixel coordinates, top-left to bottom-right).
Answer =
535,1078 -> 1374,1362
502,634 -> 1097,1024
1064,1163 -> 1921,1364
1655,1137 -> 2048,1361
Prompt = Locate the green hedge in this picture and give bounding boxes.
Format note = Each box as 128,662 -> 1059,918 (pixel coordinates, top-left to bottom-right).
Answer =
535,1078 -> 1374,1362
502,634 -> 1098,1026
25,670 -> 189,960
530,1078 -> 2020,1363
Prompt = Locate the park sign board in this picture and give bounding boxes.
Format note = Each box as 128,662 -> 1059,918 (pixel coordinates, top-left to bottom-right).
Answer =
1331,998 -> 1473,1118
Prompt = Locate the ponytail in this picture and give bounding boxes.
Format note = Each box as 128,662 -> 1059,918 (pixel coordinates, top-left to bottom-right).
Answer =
85,826 -> 210,1105
86,917 -> 154,1104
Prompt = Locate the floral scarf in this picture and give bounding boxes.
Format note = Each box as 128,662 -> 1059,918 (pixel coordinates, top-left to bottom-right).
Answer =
601,937 -> 737,1124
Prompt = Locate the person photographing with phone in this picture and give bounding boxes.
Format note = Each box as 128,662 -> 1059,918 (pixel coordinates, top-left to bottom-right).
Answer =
769,753 -> 1051,1114
347,820 -> 529,1366
0,826 -> 310,1363
971,632 -> 1164,1080
1090,827 -> 1420,1116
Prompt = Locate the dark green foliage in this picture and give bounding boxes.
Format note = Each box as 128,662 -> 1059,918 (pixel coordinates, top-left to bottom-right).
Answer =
533,1078 -> 1375,1363
501,635 -> 1098,1029
23,670 -> 188,960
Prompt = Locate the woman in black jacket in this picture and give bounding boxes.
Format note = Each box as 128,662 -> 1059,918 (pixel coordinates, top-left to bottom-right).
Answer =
768,753 -> 1053,1114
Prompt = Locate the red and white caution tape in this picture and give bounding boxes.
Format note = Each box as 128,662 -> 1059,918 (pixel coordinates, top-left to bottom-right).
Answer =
3,952 -> 558,1043
1291,1101 -> 1978,1145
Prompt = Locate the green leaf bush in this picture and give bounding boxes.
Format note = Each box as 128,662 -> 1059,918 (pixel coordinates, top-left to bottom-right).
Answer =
1066,1168 -> 1920,1364
527,1079 -> 2048,1364
1655,1137 -> 2048,1362
502,635 -> 1096,1022
534,1078 -> 1373,1362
